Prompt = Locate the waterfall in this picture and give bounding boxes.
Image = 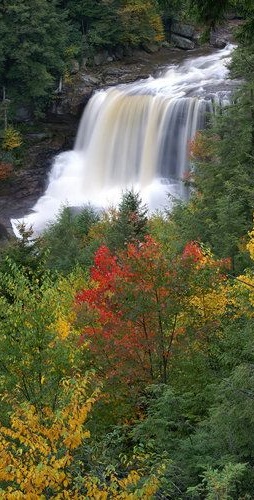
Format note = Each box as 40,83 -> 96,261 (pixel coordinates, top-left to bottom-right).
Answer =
12,44 -> 235,236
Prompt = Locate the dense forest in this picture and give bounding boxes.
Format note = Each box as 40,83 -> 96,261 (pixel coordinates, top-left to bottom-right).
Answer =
1,0 -> 254,498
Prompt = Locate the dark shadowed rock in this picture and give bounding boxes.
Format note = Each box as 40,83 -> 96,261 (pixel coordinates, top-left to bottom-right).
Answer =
114,46 -> 124,60
210,32 -> 227,48
0,222 -> 9,241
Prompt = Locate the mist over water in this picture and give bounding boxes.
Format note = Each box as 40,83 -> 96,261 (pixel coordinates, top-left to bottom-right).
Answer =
12,44 -> 235,236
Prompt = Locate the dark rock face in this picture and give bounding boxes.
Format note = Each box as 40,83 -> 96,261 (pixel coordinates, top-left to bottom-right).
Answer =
0,222 -> 9,241
0,134 -> 72,235
94,50 -> 109,66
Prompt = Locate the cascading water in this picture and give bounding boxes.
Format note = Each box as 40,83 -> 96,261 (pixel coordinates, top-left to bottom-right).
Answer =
12,44 -> 236,235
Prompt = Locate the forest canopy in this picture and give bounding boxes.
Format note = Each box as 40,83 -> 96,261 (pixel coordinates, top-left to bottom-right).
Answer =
0,0 -> 254,497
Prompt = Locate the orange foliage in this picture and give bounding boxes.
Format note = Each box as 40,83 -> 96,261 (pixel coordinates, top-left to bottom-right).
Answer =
189,132 -> 219,161
0,162 -> 13,180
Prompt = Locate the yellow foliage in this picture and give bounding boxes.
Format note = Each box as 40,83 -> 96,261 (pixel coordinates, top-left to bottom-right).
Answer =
231,274 -> 254,318
0,375 -> 99,497
55,316 -> 71,340
230,222 -> 254,316
190,286 -> 230,321
2,126 -> 22,151
83,469 -> 160,499
119,0 -> 164,44
0,372 -> 161,498
247,222 -> 254,261
48,269 -> 88,341
63,69 -> 73,85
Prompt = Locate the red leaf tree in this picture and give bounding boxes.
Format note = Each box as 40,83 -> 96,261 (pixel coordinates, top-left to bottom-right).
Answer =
76,237 -> 229,387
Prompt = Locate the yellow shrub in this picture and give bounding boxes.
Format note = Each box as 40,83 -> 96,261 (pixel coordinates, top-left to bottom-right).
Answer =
2,126 -> 22,151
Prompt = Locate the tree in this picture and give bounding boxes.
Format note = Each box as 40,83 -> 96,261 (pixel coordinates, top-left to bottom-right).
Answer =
118,0 -> 164,46
106,190 -> 148,251
171,102 -> 254,273
41,205 -> 100,273
0,259 -> 87,421
0,373 -> 161,498
0,0 -> 70,113
76,237 -> 229,388
0,375 -> 98,497
189,0 -> 233,29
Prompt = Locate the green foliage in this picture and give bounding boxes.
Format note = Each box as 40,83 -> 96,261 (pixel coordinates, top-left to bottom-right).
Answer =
41,205 -> 100,273
187,463 -> 247,499
188,0 -> 233,29
106,190 -> 148,251
171,93 -> 254,272
0,258 -> 87,422
0,0 -> 70,113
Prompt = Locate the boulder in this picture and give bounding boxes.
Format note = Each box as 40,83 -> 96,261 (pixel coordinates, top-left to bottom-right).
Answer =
171,34 -> 195,50
93,50 -> 109,66
142,42 -> 160,54
171,22 -> 195,39
210,32 -> 227,48
15,105 -> 33,123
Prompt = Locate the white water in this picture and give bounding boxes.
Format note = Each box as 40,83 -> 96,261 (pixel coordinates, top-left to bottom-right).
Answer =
12,44 -> 235,236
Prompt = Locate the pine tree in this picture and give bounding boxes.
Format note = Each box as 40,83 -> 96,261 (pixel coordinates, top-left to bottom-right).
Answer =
107,190 -> 148,251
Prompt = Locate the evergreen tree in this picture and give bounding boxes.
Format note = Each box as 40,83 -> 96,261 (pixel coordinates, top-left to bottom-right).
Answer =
107,190 -> 148,251
0,0 -> 70,113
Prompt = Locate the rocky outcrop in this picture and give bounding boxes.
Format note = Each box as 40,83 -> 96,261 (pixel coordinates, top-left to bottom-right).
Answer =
210,30 -> 228,49
48,46 -> 190,123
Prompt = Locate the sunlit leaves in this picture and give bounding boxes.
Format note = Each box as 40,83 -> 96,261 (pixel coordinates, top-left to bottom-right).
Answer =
0,260 -> 87,416
0,375 -> 98,497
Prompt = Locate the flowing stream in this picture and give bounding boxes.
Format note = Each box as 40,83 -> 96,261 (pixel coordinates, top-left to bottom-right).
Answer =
12,44 -> 236,235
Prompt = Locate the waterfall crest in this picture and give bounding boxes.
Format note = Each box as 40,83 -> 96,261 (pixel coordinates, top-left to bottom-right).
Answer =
12,44 -> 235,235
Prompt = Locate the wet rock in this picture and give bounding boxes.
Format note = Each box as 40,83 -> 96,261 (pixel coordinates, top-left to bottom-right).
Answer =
210,31 -> 227,49
103,67 -> 130,77
171,34 -> 195,50
26,132 -> 49,141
